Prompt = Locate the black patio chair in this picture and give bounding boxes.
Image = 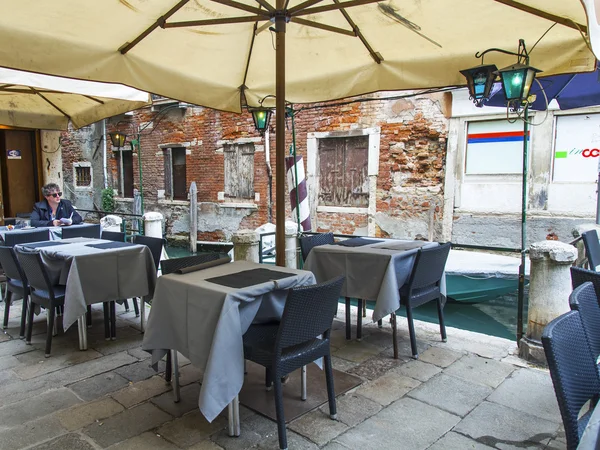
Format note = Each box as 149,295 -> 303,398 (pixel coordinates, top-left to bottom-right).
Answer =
582,229 -> 600,271
0,246 -> 30,338
129,235 -> 165,317
3,229 -> 50,247
299,232 -> 334,261
242,276 -> 345,450
101,230 -> 126,242
542,310 -> 600,450
568,281 -> 600,362
160,252 -> 224,401
61,224 -> 101,239
571,266 -> 600,298
392,242 -> 451,359
14,248 -> 65,357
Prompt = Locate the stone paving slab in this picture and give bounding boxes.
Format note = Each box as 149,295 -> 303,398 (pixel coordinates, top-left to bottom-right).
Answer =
151,383 -> 201,417
82,402 -> 172,448
158,409 -> 227,448
0,415 -> 66,450
319,393 -> 381,428
347,355 -> 403,380
334,396 -> 461,450
29,433 -> 97,450
488,367 -> 562,423
56,397 -> 125,431
418,346 -> 463,368
444,354 -> 516,388
187,440 -> 226,450
408,373 -> 493,417
114,359 -> 166,382
355,371 -> 420,406
13,348 -> 103,380
111,375 -> 172,408
0,387 -> 81,428
107,431 -> 180,449
332,341 -> 383,363
392,358 -> 442,382
427,431 -> 495,450
454,401 -> 560,449
68,371 -> 130,401
289,409 -> 349,446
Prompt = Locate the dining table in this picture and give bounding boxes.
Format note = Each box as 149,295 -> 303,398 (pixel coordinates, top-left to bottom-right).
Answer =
142,260 -> 316,436
15,237 -> 156,349
0,223 -> 100,242
303,237 -> 444,338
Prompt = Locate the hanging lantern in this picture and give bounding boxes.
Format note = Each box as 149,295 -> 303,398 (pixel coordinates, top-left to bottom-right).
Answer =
109,131 -> 127,148
460,64 -> 498,107
496,63 -> 541,102
250,107 -> 272,134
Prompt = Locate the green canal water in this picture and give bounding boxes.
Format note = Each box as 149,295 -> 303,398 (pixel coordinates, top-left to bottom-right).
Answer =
165,246 -> 527,342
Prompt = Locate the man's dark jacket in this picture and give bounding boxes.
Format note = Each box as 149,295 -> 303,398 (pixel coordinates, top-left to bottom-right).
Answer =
30,199 -> 83,227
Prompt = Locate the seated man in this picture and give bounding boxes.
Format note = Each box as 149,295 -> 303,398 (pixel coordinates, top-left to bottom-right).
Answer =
30,183 -> 83,227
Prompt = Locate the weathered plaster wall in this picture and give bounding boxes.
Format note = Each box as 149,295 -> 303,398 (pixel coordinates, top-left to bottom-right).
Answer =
39,131 -> 62,186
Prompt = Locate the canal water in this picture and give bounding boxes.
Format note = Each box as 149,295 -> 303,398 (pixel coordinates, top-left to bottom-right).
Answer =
165,246 -> 527,342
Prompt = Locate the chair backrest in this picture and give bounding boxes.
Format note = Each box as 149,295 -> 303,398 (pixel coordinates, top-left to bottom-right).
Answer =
571,266 -> 600,299
569,282 -> 600,360
14,248 -> 54,294
101,230 -> 126,242
275,276 -> 344,353
161,253 -> 222,275
542,310 -> 600,450
3,229 -> 50,247
132,235 -> 165,272
299,232 -> 335,261
407,242 -> 451,291
582,229 -> 600,270
61,224 -> 101,239
0,246 -> 27,283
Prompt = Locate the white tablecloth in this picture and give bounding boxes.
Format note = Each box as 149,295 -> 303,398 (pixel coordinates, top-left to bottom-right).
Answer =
16,238 -> 156,329
304,239 -> 442,322
142,260 -> 316,422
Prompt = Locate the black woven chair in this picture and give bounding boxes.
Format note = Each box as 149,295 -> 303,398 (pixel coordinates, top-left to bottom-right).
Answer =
392,242 -> 451,359
130,235 -> 165,317
299,232 -> 334,261
61,224 -> 101,239
14,248 -> 66,357
3,229 -> 50,247
243,276 -> 345,450
571,266 -> 600,297
582,229 -> 600,270
159,252 -> 224,401
0,246 -> 30,338
101,230 -> 126,242
569,282 -> 600,362
542,310 -> 600,450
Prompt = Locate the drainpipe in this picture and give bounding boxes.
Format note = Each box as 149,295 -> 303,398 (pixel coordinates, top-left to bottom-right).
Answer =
265,129 -> 273,223
102,120 -> 108,189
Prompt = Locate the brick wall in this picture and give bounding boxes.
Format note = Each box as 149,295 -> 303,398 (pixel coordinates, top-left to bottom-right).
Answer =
97,91 -> 449,243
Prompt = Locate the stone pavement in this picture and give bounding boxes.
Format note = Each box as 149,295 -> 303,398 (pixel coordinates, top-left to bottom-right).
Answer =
0,302 -> 566,450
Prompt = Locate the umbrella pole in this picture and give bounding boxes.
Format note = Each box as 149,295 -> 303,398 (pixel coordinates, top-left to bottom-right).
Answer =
275,4 -> 286,267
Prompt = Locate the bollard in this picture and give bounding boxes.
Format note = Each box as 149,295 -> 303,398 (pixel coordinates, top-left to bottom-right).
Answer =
232,230 -> 260,263
143,212 -> 164,238
100,214 -> 122,232
285,222 -> 298,269
519,240 -> 577,364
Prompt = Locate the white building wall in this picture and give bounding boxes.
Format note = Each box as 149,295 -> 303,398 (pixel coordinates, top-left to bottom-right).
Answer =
447,89 -> 598,247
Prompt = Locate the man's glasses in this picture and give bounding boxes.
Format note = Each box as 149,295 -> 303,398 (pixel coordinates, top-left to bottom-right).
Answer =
50,192 -> 63,198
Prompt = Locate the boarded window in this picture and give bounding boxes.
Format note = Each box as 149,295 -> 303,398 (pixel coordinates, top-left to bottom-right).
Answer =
163,147 -> 187,200
318,136 -> 368,207
224,143 -> 254,199
75,165 -> 91,187
121,151 -> 134,198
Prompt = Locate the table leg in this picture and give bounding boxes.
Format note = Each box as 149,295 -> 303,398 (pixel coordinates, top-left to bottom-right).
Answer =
140,299 -> 145,333
301,366 -> 307,401
172,350 -> 181,403
77,315 -> 88,350
357,299 -> 363,341
227,395 -> 241,437
345,297 -> 351,340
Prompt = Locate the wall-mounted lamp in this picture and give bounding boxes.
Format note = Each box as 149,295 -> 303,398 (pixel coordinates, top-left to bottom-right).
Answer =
109,131 -> 127,148
460,39 -> 540,110
249,107 -> 273,134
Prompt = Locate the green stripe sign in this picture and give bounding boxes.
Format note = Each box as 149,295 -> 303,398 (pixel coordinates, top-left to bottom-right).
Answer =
554,151 -> 568,158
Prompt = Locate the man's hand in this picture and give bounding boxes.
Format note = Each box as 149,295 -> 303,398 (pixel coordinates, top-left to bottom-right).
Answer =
52,220 -> 61,226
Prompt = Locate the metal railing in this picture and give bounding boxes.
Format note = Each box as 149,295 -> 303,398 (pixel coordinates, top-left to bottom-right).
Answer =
76,209 -> 144,237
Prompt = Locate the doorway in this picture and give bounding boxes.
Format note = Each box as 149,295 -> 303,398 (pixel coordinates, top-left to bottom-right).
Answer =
0,128 -> 42,224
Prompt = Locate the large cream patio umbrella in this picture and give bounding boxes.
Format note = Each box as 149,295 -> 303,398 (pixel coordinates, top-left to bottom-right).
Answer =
0,67 -> 150,130
1,0 -> 595,264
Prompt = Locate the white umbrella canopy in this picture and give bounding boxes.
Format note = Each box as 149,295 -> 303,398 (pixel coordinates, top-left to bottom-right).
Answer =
1,0 -> 595,263
0,67 -> 151,130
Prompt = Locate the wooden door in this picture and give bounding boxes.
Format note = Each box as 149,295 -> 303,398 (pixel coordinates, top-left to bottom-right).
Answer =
1,130 -> 37,218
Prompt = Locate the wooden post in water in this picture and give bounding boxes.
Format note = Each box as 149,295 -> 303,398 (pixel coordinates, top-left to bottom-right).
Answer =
189,181 -> 197,254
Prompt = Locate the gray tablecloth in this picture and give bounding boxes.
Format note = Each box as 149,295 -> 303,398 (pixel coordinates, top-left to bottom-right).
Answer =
0,226 -> 61,241
16,238 -> 156,330
141,260 -> 316,423
304,239 -> 442,322
577,401 -> 600,449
